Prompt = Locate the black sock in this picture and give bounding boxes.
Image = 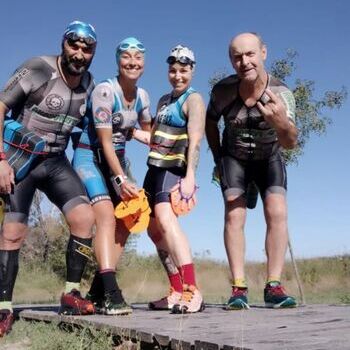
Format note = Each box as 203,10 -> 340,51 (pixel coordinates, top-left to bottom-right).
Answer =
66,234 -> 92,283
0,250 -> 19,302
100,270 -> 118,295
88,270 -> 104,298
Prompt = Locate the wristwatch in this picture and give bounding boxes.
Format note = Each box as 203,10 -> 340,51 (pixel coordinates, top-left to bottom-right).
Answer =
0,152 -> 7,161
114,175 -> 127,186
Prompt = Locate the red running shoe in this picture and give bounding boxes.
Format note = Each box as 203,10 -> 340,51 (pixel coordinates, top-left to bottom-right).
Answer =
0,309 -> 14,337
59,289 -> 95,315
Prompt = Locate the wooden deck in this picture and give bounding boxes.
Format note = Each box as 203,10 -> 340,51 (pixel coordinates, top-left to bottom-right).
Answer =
17,303 -> 350,350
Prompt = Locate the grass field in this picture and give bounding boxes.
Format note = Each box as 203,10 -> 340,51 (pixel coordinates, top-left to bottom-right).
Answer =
13,253 -> 350,305
1,253 -> 349,349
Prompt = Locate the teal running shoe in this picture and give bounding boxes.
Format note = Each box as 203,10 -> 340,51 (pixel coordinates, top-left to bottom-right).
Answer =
264,281 -> 297,309
225,287 -> 250,310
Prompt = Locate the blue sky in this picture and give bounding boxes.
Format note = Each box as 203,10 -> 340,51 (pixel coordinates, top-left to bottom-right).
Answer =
1,0 -> 349,261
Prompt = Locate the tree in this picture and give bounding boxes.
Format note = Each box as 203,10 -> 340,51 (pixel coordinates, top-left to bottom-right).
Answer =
209,49 -> 348,164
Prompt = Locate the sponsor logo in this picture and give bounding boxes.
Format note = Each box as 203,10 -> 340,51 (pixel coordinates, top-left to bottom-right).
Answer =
31,106 -> 78,126
100,86 -> 111,99
45,94 -> 64,110
95,107 -> 110,124
156,105 -> 171,124
112,112 -> 124,127
4,68 -> 30,92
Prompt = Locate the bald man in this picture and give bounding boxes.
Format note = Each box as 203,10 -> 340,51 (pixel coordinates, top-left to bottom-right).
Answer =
206,32 -> 298,310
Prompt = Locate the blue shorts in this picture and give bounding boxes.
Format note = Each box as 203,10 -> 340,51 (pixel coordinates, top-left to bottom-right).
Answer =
72,146 -> 127,206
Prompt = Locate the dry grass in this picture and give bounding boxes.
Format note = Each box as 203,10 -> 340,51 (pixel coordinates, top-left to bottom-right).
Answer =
12,254 -> 350,305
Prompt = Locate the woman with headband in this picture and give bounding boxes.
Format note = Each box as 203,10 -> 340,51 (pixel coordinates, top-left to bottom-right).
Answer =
145,45 -> 206,313
73,37 -> 151,315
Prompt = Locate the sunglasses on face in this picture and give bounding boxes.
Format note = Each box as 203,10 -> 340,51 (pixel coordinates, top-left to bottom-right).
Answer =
118,42 -> 145,53
65,32 -> 97,46
166,56 -> 195,66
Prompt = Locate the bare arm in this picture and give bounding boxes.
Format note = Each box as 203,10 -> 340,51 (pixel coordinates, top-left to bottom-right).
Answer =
181,93 -> 206,194
96,128 -> 125,177
205,118 -> 222,165
0,101 -> 15,193
96,128 -> 138,199
132,120 -> 151,145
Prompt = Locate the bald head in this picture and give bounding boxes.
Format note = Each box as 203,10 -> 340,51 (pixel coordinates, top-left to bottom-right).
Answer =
228,32 -> 267,83
229,32 -> 265,59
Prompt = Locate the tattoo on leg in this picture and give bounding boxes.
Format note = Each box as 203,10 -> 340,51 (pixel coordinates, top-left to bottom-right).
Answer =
157,249 -> 178,275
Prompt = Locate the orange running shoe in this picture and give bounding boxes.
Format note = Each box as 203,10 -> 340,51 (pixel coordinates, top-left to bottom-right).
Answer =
171,284 -> 205,314
149,287 -> 182,310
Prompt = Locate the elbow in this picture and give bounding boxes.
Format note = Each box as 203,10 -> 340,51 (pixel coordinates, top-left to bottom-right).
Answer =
283,139 -> 297,150
279,125 -> 298,149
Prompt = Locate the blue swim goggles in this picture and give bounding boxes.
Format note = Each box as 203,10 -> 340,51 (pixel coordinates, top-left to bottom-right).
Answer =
116,37 -> 145,62
63,21 -> 97,46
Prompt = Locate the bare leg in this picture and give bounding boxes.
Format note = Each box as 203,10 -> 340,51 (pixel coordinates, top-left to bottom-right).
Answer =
224,196 -> 247,283
263,193 -> 289,280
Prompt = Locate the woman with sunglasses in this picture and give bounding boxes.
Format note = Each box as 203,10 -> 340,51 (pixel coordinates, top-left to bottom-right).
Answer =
144,45 -> 206,313
73,37 -> 151,315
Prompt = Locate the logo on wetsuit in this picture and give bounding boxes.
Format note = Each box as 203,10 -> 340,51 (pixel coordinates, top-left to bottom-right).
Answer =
156,104 -> 171,125
112,112 -> 124,127
46,94 -> 64,110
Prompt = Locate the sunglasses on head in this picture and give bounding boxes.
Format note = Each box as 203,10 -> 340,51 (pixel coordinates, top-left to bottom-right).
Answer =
166,56 -> 195,66
118,42 -> 145,53
65,32 -> 97,46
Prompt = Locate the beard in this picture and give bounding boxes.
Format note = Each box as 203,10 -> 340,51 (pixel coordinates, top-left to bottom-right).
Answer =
61,51 -> 92,76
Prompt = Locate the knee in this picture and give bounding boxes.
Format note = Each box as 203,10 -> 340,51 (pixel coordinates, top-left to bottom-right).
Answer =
225,206 -> 246,231
264,200 -> 287,225
66,204 -> 95,235
156,212 -> 176,235
153,204 -> 175,235
95,210 -> 115,230
0,224 -> 27,248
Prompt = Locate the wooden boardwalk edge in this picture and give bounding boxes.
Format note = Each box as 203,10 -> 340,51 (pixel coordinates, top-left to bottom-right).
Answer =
18,307 -> 252,350
16,304 -> 350,350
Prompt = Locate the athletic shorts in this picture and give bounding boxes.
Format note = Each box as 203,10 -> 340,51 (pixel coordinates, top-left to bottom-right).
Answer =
143,165 -> 183,214
72,146 -> 127,207
219,151 -> 287,202
5,154 -> 89,224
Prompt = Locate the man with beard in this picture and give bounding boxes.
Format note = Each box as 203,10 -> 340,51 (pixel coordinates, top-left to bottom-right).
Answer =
0,21 -> 97,336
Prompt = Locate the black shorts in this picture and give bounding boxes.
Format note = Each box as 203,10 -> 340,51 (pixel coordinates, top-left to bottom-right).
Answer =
143,165 -> 183,214
4,154 -> 89,224
219,152 -> 287,202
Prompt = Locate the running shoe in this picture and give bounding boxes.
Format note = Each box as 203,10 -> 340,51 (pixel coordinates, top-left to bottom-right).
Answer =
225,286 -> 250,310
103,290 -> 132,316
0,309 -> 14,337
171,284 -> 205,314
148,287 -> 182,310
59,289 -> 95,315
85,292 -> 104,314
264,281 -> 297,308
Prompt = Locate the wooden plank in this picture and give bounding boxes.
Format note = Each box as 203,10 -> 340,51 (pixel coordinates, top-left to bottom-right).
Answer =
18,304 -> 350,350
